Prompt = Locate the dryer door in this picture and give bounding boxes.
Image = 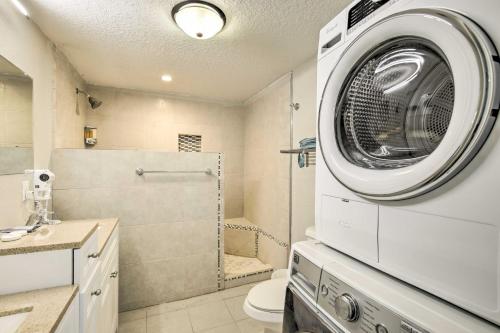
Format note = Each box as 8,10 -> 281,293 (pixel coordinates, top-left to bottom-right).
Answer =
318,9 -> 500,200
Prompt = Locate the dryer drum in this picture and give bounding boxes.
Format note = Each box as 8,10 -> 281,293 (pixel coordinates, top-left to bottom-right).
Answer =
336,38 -> 455,169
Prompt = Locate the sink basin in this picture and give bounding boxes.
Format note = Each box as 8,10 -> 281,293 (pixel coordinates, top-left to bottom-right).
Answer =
0,311 -> 29,333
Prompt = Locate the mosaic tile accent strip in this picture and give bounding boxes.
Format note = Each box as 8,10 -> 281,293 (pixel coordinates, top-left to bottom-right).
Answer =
217,153 -> 223,290
255,233 -> 259,258
225,223 -> 288,248
178,134 -> 202,152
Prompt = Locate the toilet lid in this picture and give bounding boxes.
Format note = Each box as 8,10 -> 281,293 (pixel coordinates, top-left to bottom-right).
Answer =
247,278 -> 287,313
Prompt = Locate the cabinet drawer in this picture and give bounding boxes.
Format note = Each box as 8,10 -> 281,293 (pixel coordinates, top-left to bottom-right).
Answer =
55,293 -> 79,333
0,250 -> 72,295
99,228 -> 118,278
96,228 -> 119,333
97,252 -> 119,333
79,264 -> 102,333
74,231 -> 99,287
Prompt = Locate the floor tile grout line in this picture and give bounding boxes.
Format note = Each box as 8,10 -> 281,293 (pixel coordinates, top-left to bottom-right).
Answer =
190,298 -> 236,333
186,308 -> 195,333
120,283 -> 264,332
222,297 -> 239,323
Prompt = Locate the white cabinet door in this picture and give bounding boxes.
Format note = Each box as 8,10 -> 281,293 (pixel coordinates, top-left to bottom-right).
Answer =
96,228 -> 119,333
97,272 -> 113,333
55,294 -> 79,333
98,263 -> 118,333
79,264 -> 101,333
74,231 -> 99,287
110,257 -> 119,333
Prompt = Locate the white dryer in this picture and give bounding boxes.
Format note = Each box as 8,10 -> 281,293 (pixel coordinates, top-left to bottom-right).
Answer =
315,0 -> 500,326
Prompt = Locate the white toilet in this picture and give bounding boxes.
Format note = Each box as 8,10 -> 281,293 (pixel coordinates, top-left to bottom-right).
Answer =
243,226 -> 317,326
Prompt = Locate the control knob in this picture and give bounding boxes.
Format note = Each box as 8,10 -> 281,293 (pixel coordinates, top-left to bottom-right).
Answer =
334,293 -> 360,322
320,284 -> 329,296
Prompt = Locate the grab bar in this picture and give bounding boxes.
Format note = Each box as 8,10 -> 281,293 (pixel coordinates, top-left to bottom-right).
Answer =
135,168 -> 212,176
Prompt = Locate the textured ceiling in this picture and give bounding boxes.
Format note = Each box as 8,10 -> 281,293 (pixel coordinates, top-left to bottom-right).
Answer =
25,0 -> 350,104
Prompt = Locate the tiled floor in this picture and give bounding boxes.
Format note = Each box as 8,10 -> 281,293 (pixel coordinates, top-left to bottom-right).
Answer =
118,283 -> 282,333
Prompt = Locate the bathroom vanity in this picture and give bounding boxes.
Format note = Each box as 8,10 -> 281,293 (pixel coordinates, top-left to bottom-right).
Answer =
0,218 -> 119,333
0,285 -> 79,333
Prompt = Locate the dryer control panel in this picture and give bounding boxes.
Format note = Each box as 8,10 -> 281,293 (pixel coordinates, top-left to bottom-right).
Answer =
347,0 -> 390,30
317,270 -> 430,333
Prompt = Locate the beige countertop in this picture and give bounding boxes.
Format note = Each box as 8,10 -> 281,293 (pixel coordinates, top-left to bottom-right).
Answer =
0,285 -> 78,333
66,218 -> 119,255
0,221 -> 97,256
0,218 -> 119,256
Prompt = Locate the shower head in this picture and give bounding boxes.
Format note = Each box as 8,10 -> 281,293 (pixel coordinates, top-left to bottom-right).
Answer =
88,96 -> 102,109
76,88 -> 103,109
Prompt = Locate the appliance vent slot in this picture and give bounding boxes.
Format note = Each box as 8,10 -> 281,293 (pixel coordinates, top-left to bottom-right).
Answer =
178,134 -> 202,152
348,0 -> 389,29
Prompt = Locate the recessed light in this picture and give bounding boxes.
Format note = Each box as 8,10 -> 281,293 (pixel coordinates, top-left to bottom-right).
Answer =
10,0 -> 29,17
161,74 -> 173,82
172,1 -> 226,40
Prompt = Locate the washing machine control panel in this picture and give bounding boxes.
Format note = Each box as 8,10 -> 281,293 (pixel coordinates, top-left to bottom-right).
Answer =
318,271 -> 431,333
290,251 -> 322,300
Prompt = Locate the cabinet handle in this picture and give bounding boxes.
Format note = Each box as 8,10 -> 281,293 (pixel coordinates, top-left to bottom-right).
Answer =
110,271 -> 119,278
91,289 -> 102,296
87,252 -> 99,259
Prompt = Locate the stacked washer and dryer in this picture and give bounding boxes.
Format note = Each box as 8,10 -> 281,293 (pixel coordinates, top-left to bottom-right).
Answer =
284,0 -> 500,332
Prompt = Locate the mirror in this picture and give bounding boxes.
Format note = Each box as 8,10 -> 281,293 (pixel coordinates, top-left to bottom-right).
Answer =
0,55 -> 33,175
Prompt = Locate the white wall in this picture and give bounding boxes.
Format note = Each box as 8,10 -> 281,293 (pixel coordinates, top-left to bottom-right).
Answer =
0,3 -> 55,227
53,49 -> 87,149
0,3 -> 87,228
291,58 -> 317,243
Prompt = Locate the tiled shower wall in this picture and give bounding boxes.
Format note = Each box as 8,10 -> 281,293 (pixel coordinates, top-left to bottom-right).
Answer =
51,149 -> 223,311
84,86 -> 244,219
243,75 -> 291,269
291,59 -> 317,244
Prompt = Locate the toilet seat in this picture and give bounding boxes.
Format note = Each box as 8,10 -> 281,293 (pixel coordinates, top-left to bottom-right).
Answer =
243,278 -> 287,323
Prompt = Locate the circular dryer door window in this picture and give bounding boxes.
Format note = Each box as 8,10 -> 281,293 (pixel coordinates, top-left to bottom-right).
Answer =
318,9 -> 499,200
337,38 -> 454,170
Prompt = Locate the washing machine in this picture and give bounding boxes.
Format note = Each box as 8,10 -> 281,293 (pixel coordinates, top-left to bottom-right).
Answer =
315,0 -> 500,326
284,241 -> 499,333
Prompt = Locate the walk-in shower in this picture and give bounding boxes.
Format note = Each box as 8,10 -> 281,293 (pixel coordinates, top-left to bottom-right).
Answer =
222,73 -> 294,289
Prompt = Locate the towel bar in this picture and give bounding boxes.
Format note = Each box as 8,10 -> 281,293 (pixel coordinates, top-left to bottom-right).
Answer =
135,168 -> 212,176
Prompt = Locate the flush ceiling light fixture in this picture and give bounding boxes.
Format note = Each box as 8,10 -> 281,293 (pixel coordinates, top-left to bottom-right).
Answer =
172,1 -> 226,40
161,74 -> 173,82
